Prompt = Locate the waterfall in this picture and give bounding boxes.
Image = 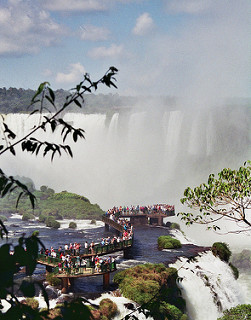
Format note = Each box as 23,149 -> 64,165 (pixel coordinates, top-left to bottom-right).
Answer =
170,251 -> 245,320
0,105 -> 250,210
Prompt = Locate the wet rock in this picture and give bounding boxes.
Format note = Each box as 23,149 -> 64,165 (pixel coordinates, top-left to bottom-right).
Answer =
124,303 -> 135,310
45,286 -> 58,299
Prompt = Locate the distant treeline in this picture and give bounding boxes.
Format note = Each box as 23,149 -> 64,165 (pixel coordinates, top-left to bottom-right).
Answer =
0,87 -> 177,114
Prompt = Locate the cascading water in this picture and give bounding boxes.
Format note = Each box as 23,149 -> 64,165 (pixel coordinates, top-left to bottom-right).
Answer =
1,104 -> 250,210
170,251 -> 245,320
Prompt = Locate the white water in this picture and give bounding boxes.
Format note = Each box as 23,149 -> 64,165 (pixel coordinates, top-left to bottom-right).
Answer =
1,107 -> 250,211
170,251 -> 245,320
0,108 -> 250,319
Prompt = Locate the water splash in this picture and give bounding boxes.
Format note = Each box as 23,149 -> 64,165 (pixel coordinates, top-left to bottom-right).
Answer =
170,251 -> 245,320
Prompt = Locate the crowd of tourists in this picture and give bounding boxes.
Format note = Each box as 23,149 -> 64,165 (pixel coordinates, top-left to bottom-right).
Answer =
38,207 -> 135,275
39,245 -> 116,274
105,203 -> 175,216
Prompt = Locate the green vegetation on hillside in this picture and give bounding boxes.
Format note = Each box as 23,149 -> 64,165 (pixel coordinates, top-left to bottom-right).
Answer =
0,179 -> 104,221
158,235 -> 182,249
217,304 -> 251,320
114,263 -> 187,320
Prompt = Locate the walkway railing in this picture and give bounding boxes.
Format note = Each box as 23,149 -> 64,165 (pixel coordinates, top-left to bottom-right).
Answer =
37,253 -> 116,276
38,239 -> 133,265
102,216 -> 124,232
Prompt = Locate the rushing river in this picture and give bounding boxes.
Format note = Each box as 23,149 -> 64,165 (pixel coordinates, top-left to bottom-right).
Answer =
3,214 -> 250,320
5,214 -> 205,294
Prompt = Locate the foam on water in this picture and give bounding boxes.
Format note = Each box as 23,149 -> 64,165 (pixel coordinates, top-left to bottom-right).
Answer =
170,229 -> 194,244
170,251 -> 245,320
89,293 -> 153,320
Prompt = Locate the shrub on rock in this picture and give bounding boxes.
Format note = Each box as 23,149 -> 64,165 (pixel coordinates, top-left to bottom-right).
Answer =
212,242 -> 231,262
158,236 -> 182,249
46,216 -> 60,229
69,221 -> 77,229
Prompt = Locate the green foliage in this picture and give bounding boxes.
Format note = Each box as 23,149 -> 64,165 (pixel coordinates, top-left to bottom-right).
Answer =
46,272 -> 61,287
158,235 -> 182,249
99,298 -> 118,319
178,161 -> 251,232
0,184 -> 104,221
0,215 -> 7,222
114,263 -> 186,320
46,216 -> 60,229
159,302 -> 184,320
32,230 -> 39,237
170,223 -> 181,230
229,263 -> 239,280
212,242 -> 231,262
69,221 -> 77,229
22,212 -> 35,221
217,304 -> 251,320
23,297 -> 39,310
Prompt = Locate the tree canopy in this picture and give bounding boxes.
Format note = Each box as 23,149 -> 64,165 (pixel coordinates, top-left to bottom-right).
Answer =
178,161 -> 251,233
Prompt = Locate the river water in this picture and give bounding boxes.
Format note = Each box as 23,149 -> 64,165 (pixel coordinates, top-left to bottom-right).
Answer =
5,214 -> 206,293
3,214 -> 250,320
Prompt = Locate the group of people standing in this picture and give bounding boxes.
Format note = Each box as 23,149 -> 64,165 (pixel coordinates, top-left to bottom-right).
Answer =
106,203 -> 174,216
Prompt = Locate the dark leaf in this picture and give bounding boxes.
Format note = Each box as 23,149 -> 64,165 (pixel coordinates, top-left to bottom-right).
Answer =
20,280 -> 35,297
10,146 -> 16,156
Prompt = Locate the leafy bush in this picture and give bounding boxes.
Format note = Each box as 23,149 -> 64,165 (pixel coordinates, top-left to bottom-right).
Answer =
32,230 -> 39,237
46,272 -> 61,287
46,216 -> 60,229
170,223 -> 181,230
38,213 -> 47,222
217,304 -> 251,320
0,215 -> 7,222
99,298 -> 118,319
114,263 -> 186,319
229,263 -> 239,280
22,212 -> 35,221
69,221 -> 77,229
158,236 -> 182,249
24,298 -> 39,310
212,242 -> 231,262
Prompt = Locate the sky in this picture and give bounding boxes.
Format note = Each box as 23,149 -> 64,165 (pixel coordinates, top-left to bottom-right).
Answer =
0,0 -> 250,100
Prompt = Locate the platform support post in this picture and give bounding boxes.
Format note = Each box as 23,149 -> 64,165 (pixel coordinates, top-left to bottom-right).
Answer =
105,223 -> 109,231
103,273 -> 110,289
61,277 -> 70,294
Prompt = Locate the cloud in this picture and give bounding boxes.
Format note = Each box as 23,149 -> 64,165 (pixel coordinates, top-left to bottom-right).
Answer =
0,0 -> 65,56
42,0 -> 108,12
132,12 -> 155,35
80,24 -> 110,41
119,0 -> 250,101
55,63 -> 86,84
89,44 -> 124,59
164,0 -> 212,14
